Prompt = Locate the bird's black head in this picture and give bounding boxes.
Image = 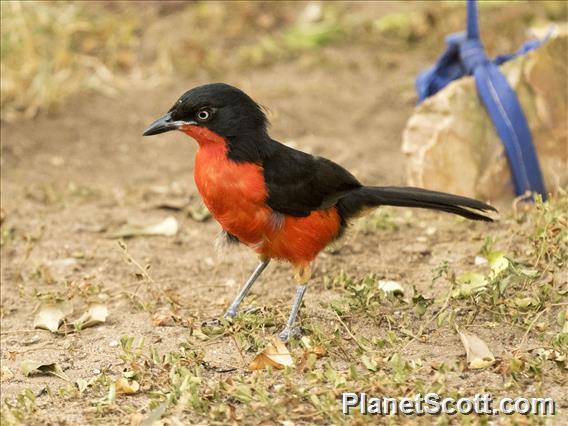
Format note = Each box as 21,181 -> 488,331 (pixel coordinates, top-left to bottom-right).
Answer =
143,83 -> 268,139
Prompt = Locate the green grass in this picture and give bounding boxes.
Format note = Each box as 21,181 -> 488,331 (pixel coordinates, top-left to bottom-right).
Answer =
1,1 -> 140,120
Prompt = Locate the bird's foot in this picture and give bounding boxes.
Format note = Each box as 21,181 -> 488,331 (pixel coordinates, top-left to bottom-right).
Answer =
278,326 -> 302,343
223,310 -> 237,320
223,305 -> 258,320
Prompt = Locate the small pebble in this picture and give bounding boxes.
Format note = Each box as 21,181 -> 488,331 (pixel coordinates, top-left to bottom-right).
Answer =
403,243 -> 430,255
378,280 -> 405,296
474,256 -> 488,265
109,340 -> 119,348
425,226 -> 437,236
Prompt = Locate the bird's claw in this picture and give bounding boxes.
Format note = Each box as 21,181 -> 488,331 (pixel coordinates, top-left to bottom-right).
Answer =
223,305 -> 258,320
278,326 -> 302,342
223,310 -> 236,320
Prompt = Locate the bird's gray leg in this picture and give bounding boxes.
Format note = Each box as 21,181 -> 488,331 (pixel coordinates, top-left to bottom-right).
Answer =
279,284 -> 308,342
224,258 -> 270,319
279,264 -> 312,342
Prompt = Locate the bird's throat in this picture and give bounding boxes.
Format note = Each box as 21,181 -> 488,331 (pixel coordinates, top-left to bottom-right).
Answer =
180,124 -> 226,148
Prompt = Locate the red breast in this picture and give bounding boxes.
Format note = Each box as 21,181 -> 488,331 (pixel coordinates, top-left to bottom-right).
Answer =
184,125 -> 341,266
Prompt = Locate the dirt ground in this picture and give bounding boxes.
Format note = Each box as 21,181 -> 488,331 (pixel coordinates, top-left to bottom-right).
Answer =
1,2 -> 566,425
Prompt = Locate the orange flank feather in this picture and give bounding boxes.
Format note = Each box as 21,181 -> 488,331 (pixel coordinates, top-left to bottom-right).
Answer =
184,124 -> 341,266
262,209 -> 341,266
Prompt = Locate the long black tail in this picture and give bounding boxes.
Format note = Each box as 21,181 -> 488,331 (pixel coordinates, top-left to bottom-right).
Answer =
338,186 -> 497,222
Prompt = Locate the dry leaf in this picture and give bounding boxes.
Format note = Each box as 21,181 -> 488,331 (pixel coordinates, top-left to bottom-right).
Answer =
72,304 -> 108,329
249,337 -> 293,370
109,216 -> 178,238
33,302 -> 72,332
300,336 -> 326,358
141,216 -> 178,236
35,303 -> 108,334
152,312 -> 175,327
310,345 -> 327,358
20,360 -> 70,381
116,377 -> 140,394
1,366 -> 14,382
458,331 -> 495,369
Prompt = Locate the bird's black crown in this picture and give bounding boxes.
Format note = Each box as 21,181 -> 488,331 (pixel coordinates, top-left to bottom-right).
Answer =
170,83 -> 268,138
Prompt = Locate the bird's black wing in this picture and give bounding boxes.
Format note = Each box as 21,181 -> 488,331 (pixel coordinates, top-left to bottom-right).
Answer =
262,140 -> 362,217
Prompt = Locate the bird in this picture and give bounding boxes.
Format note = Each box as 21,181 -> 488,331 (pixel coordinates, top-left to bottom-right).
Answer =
143,83 -> 496,341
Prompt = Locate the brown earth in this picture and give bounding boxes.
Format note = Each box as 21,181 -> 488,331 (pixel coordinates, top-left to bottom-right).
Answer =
1,2 -> 566,425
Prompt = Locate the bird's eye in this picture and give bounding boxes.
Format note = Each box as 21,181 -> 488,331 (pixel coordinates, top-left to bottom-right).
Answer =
196,109 -> 212,122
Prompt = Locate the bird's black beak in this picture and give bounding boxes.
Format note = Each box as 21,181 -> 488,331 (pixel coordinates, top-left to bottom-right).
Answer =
143,112 -> 186,136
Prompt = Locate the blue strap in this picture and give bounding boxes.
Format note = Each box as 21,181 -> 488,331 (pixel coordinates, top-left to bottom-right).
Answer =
416,0 -> 547,199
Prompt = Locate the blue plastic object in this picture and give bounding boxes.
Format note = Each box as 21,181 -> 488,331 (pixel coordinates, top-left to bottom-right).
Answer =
416,0 -> 548,199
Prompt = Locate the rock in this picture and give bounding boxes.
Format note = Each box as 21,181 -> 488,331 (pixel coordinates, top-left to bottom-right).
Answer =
402,28 -> 567,202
